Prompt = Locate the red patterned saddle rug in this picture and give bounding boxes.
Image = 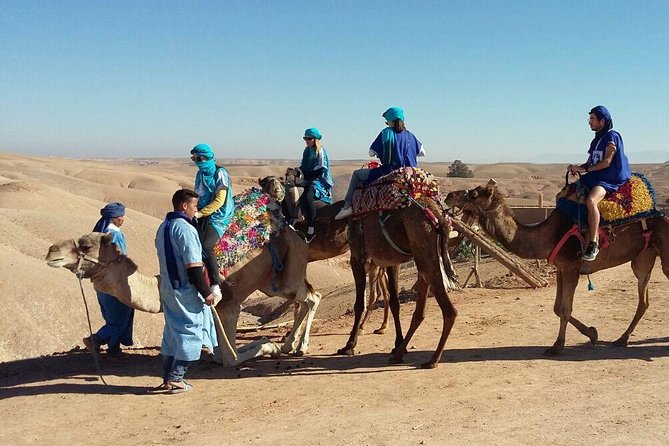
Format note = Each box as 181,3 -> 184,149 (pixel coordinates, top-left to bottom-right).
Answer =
351,167 -> 440,218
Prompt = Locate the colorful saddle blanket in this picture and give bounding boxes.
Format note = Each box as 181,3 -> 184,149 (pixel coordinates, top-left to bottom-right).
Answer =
214,187 -> 284,270
555,173 -> 662,226
351,167 -> 440,217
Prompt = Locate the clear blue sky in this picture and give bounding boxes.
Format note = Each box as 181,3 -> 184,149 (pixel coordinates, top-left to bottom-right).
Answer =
1,1 -> 668,162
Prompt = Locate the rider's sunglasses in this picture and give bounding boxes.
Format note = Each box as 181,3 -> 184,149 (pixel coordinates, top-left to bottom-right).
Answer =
303,137 -> 314,141
191,155 -> 209,162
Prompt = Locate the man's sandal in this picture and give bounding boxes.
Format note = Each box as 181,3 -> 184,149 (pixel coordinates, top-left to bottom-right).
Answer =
167,381 -> 193,394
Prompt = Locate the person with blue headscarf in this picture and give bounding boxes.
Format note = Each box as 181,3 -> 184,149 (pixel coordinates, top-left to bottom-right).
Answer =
83,202 -> 134,358
295,127 -> 334,242
335,106 -> 425,220
568,105 -> 631,261
189,144 -> 234,300
152,188 -> 218,393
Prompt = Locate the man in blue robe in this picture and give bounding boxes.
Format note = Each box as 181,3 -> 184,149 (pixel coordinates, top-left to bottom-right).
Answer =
568,105 -> 631,261
84,202 -> 134,358
153,189 -> 218,393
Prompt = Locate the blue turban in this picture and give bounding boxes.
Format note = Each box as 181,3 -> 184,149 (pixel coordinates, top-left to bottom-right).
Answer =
190,143 -> 215,159
304,128 -> 322,140
93,202 -> 125,232
190,143 -> 216,176
382,107 -> 405,122
590,105 -> 613,132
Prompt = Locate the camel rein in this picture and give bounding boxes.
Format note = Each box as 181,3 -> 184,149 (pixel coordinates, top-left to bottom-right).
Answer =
71,238 -> 108,386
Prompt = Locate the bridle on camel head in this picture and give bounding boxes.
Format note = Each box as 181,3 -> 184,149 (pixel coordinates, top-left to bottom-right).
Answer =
72,238 -> 110,279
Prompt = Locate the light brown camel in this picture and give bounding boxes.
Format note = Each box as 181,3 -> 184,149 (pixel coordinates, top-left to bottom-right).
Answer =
444,180 -> 669,354
337,196 -> 459,369
45,228 -> 322,366
259,175 -> 391,334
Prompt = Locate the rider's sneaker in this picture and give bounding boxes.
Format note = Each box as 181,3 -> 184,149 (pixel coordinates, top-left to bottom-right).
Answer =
334,206 -> 352,220
581,241 -> 599,262
304,230 -> 316,244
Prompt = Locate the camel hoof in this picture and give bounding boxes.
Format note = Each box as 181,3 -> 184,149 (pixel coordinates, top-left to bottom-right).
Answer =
544,346 -> 563,356
389,355 -> 404,364
612,337 -> 629,347
583,326 -> 598,345
420,361 -> 438,369
292,350 -> 305,357
336,347 -> 355,356
373,328 -> 386,335
358,328 -> 365,334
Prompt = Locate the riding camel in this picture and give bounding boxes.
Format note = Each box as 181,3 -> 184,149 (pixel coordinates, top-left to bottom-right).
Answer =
337,195 -> 459,369
45,227 -> 322,366
259,175 -> 391,334
444,179 -> 669,355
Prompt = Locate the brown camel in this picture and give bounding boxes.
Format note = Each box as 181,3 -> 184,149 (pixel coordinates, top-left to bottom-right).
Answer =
444,179 -> 669,354
337,196 -> 459,369
45,228 -> 322,366
259,175 -> 391,334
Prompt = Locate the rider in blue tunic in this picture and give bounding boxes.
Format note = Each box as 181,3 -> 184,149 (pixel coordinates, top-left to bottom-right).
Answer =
335,106 -> 425,220
84,202 -> 134,358
190,144 -> 235,300
568,105 -> 631,261
298,127 -> 334,242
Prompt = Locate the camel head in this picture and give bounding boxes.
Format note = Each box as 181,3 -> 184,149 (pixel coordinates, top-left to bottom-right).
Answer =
444,179 -> 500,214
45,232 -> 137,279
258,176 -> 286,201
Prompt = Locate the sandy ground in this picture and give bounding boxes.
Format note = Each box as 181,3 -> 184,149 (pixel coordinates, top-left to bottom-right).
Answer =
1,153 -> 669,445
1,262 -> 668,445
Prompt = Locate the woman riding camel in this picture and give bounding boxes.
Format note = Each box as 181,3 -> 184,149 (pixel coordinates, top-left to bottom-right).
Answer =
84,202 -> 134,358
335,106 -> 425,220
190,143 -> 235,298
297,127 -> 334,242
568,105 -> 631,261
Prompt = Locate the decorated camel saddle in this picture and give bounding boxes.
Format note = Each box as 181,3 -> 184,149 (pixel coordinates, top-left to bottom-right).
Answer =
351,167 -> 440,218
556,173 -> 662,227
548,173 -> 663,264
213,187 -> 285,271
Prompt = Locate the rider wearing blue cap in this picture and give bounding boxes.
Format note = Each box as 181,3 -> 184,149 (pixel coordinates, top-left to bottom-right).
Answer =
190,144 -> 235,299
568,105 -> 631,261
335,106 -> 425,220
84,202 -> 134,358
298,127 -> 334,242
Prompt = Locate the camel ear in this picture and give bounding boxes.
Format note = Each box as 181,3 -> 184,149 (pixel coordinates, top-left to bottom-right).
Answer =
484,179 -> 498,195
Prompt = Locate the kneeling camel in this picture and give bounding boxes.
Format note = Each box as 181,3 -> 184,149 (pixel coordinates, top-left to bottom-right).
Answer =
45,228 -> 321,366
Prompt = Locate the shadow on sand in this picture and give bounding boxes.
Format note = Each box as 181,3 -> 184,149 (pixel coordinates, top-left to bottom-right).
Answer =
2,334 -> 668,399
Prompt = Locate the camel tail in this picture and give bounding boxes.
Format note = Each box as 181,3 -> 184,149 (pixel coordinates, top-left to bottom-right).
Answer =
431,199 -> 460,290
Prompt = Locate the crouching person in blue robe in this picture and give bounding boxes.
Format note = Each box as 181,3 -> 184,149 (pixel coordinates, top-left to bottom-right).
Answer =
152,188 -> 218,394
84,202 -> 134,359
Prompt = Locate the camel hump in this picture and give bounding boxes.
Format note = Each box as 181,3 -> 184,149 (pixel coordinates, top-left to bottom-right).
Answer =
556,173 -> 663,226
350,167 -> 440,219
214,187 -> 286,270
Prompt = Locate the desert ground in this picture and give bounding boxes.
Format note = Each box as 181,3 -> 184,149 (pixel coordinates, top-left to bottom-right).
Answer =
1,152 -> 669,445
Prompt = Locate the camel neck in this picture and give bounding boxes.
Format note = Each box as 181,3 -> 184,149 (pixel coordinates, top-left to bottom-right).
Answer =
478,204 -> 559,259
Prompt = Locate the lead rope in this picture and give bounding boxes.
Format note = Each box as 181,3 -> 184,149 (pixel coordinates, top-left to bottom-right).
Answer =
74,254 -> 108,386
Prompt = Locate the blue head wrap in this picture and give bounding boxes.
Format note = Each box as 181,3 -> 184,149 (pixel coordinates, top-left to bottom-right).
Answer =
304,128 -> 322,140
590,105 -> 613,133
191,143 -> 216,176
382,107 -> 405,122
93,202 -> 125,232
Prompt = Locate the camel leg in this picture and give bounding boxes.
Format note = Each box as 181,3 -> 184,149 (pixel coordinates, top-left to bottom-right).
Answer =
375,269 -> 390,335
294,290 -> 322,355
390,275 -> 429,364
282,282 -> 322,355
337,256 -> 367,355
386,265 -> 404,351
358,267 -> 378,333
215,301 -> 280,367
546,269 -> 580,355
421,250 -> 457,369
613,250 -> 656,346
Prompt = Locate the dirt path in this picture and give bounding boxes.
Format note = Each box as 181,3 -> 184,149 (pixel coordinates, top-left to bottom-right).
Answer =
2,262 -> 668,445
